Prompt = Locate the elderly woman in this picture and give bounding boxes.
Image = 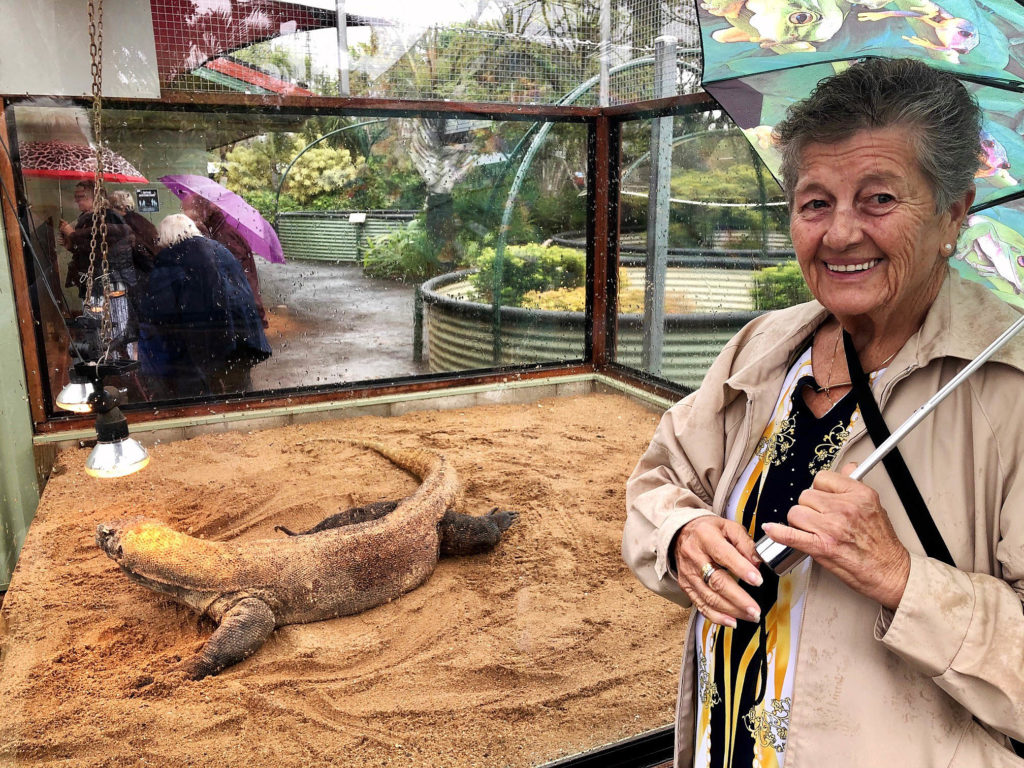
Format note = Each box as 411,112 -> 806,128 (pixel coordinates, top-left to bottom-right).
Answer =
181,192 -> 269,328
623,58 -> 1024,767
138,214 -> 270,400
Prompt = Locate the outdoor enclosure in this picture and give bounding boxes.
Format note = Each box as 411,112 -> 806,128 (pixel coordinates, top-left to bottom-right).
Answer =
7,1 -> 1022,767
0,6 -> 830,765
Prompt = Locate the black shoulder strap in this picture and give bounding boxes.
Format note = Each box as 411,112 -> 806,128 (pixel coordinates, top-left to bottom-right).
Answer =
843,331 -> 955,568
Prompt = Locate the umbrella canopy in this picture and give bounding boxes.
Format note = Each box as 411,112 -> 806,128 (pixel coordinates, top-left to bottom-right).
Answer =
158,174 -> 285,264
19,140 -> 148,183
697,0 -> 1024,302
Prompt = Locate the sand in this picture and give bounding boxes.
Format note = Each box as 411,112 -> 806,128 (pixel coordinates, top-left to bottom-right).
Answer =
0,393 -> 688,768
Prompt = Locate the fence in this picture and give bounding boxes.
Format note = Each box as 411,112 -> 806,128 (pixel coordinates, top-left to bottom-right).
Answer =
276,210 -> 416,262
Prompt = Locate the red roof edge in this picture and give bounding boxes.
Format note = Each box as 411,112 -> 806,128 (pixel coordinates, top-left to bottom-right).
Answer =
204,57 -> 316,96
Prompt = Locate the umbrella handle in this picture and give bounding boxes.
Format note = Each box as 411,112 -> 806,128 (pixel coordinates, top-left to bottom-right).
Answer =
755,312 -> 1024,575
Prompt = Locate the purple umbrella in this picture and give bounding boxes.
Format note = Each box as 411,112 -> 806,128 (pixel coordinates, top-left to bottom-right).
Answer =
158,174 -> 285,264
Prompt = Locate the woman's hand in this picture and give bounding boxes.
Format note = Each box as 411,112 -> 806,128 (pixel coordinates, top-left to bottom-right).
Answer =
673,516 -> 763,628
59,219 -> 73,241
762,463 -> 910,610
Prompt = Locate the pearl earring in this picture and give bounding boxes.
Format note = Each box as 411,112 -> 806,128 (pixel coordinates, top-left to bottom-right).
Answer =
944,243 -> 954,251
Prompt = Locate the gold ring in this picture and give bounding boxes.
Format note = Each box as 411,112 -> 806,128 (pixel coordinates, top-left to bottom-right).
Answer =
701,562 -> 716,586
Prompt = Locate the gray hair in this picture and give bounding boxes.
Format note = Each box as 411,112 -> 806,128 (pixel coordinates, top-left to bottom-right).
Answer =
108,190 -> 134,212
157,213 -> 202,248
774,58 -> 982,212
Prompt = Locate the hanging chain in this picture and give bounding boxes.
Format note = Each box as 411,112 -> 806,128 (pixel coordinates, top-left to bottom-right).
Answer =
84,0 -> 114,362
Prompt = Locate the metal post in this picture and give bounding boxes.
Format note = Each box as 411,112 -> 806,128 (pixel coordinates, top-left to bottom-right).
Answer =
599,0 -> 611,107
413,286 -> 424,363
641,36 -> 677,376
336,0 -> 350,96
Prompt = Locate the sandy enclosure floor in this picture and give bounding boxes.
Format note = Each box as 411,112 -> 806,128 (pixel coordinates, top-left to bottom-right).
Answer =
0,393 -> 689,768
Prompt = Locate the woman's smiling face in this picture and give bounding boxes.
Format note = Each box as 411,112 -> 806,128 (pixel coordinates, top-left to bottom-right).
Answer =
790,128 -> 972,334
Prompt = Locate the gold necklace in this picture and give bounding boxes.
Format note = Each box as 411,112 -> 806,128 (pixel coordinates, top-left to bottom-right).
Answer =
817,328 -> 898,405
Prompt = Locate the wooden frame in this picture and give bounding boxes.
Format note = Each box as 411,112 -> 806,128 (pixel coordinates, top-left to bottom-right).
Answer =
0,106 -> 49,426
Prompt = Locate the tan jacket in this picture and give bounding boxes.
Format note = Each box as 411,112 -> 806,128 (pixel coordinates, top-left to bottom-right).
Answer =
624,270 -> 1024,767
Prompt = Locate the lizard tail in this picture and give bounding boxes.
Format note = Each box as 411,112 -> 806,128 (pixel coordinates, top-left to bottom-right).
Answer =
354,440 -> 443,480
295,437 -> 443,481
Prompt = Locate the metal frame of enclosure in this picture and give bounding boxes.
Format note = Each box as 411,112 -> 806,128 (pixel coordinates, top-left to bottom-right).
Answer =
1,88 -> 716,438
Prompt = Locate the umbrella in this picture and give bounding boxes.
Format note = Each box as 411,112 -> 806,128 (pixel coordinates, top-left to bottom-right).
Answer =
691,0 -> 1024,572
19,140 -> 148,183
697,0 -> 1024,268
158,174 -> 285,264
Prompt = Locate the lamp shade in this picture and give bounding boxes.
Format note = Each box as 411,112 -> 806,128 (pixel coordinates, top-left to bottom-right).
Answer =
85,438 -> 150,479
55,379 -> 97,413
84,385 -> 150,479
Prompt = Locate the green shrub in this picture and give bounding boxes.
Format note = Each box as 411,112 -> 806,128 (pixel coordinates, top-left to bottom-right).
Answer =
362,219 -> 440,282
343,160 -> 424,210
242,189 -> 303,221
528,183 -> 587,236
751,261 -> 813,310
468,243 -> 585,306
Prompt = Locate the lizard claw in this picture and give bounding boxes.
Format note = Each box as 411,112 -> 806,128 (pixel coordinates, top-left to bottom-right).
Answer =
486,508 -> 519,532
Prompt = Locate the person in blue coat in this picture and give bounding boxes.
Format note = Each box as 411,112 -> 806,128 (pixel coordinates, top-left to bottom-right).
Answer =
139,214 -> 271,400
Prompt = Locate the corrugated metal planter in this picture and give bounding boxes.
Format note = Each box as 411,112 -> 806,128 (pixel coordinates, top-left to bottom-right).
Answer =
420,270 -> 763,390
277,210 -> 416,262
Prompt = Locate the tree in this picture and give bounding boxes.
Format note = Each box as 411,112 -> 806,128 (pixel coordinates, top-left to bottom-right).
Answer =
402,117 -> 481,264
219,134 -> 292,195
231,40 -> 300,83
285,142 -> 358,204
220,135 -> 360,207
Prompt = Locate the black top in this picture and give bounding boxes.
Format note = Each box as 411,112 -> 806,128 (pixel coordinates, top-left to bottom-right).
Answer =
705,375 -> 858,766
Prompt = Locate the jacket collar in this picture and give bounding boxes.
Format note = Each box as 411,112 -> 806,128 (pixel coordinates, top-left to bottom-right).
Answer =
724,267 -> 1024,397
914,268 -> 1024,373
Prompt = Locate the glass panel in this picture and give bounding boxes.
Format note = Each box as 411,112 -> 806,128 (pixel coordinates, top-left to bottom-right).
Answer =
615,111 -> 793,389
11,103 -> 587,411
147,0 -> 703,105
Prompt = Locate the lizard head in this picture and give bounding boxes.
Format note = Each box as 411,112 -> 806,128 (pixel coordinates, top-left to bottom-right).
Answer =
97,516 -> 181,595
96,518 -> 129,561
96,516 -> 227,592
96,516 -> 162,566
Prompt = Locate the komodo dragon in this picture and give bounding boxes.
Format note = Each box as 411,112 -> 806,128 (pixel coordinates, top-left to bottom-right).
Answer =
95,440 -> 517,680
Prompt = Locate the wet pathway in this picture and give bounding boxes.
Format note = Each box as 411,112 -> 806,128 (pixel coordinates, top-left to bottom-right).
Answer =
250,259 -> 428,392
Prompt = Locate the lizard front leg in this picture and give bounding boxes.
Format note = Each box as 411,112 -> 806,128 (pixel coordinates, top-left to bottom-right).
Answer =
902,34 -> 949,51
180,597 -> 276,680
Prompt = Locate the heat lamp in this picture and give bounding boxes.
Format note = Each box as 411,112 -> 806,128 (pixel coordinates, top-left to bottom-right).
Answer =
55,365 -> 97,413
84,384 -> 149,479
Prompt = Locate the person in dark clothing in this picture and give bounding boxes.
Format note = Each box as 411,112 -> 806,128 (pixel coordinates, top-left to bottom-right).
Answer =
181,192 -> 269,328
138,214 -> 271,400
59,180 -> 138,359
59,180 -> 137,301
109,190 -> 159,275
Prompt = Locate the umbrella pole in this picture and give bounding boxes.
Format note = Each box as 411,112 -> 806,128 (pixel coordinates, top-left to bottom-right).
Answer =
756,312 -> 1024,574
